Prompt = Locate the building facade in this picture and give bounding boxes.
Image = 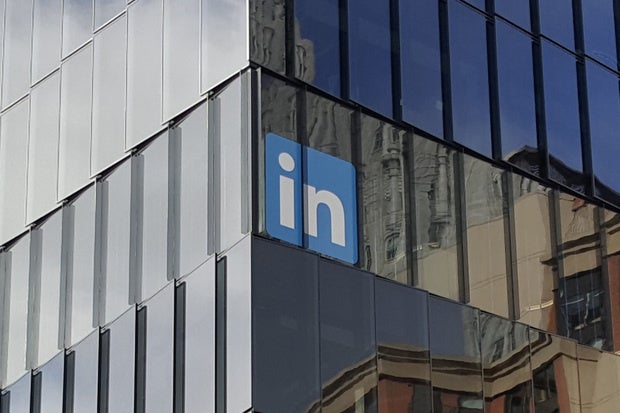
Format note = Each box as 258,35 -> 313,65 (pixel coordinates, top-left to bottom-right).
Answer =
1,0 -> 620,412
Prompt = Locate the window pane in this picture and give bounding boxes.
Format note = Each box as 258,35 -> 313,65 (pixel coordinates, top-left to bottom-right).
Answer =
27,72 -> 61,223
294,0 -> 340,95
577,345 -> 620,411
412,136 -> 459,300
58,44 -> 93,200
348,0 -> 392,116
253,240 -> 320,413
320,260 -> 377,413
126,0 -> 163,148
582,0 -> 616,67
539,0 -> 574,50
92,14 -> 127,174
307,91 -> 352,161
464,155 -> 509,318
1,372 -> 31,412
94,0 -> 124,29
32,0 -> 61,83
2,0 -> 33,107
107,308 -> 135,413
38,352 -> 64,413
495,0 -> 530,30
429,296 -> 483,412
360,115 -> 409,283
62,0 -> 93,57
249,0 -> 285,74
496,21 -> 538,171
0,99 -> 29,242
400,0 -> 442,137
71,331 -> 99,413
449,0 -> 491,156
602,208 -> 620,350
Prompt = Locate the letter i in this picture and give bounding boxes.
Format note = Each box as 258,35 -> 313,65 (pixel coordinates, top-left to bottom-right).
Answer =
278,152 -> 296,229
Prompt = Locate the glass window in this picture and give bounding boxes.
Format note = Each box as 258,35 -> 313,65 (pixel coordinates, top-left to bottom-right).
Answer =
360,115 -> 409,284
94,0 -> 124,29
449,0 -> 492,156
92,14 -> 127,174
542,40 -> 583,181
587,60 -> 620,196
126,0 -> 163,148
375,280 -> 431,413
348,0 -> 392,116
577,345 -> 620,411
184,259 -> 215,413
201,0 -> 247,92
27,72 -> 61,224
539,0 -> 574,50
62,0 -> 93,57
1,0 -> 33,107
1,236 -> 30,386
253,239 -> 320,413
71,331 -> 99,413
261,75 -> 298,142
107,308 -> 135,413
294,0 -> 340,96
429,296 -> 483,412
32,0 -> 61,83
319,260 -> 377,413
58,44 -> 93,201
37,352 -> 64,413
602,208 -> 620,349
480,313 -> 532,411
144,284 -> 173,413
582,0 -> 616,68
249,0 -> 286,74
411,135 -> 459,300
495,0 -> 530,30
400,0 -> 443,138
496,21 -> 538,171
1,372 -> 31,412
163,0 -> 200,121
0,99 -> 29,243
464,155 -> 509,318
307,91 -> 352,161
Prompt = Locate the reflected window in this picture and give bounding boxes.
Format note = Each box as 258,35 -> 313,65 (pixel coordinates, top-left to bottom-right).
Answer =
249,0 -> 286,74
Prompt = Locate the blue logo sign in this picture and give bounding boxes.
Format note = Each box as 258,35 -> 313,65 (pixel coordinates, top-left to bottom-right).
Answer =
265,133 -> 358,264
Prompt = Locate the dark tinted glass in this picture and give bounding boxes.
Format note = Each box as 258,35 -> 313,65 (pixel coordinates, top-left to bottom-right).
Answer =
542,40 -> 583,176
496,21 -> 538,170
348,0 -> 392,116
375,280 -> 431,413
539,0 -> 574,50
295,0 -> 340,95
495,0 -> 530,30
320,260 -> 377,413
261,75 -> 298,142
582,0 -> 617,68
463,0 -> 484,11
249,0 -> 286,74
253,239 -> 320,413
399,0 -> 443,137
586,60 -> 620,195
429,296 -> 483,412
449,0 -> 492,156
306,91 -> 352,162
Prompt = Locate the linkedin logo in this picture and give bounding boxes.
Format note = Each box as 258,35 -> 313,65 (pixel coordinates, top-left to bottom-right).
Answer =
265,133 -> 358,264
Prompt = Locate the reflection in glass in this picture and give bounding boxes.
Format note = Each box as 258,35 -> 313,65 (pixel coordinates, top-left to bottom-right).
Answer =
144,285 -> 173,413
400,0 -> 442,138
602,208 -> 620,351
582,0 -> 616,68
0,99 -> 29,242
184,260 -> 215,413
480,313 -> 532,412
495,0 -> 529,30
348,0 -> 392,116
539,0 -> 574,50
62,0 -> 93,57
307,91 -> 352,162
360,115 -> 408,284
163,0 -> 200,121
376,280 -> 431,413
253,240 -> 320,413
320,260 -> 377,413
261,75 -> 298,141
577,345 -> 620,411
94,0 -> 124,29
71,331 -> 98,413
27,73 -> 61,223
107,308 -> 135,413
464,155 -> 509,318
449,0 -> 491,156
249,0 -> 286,74
92,15 -> 127,174
32,0 -> 62,83
2,0 -> 33,107
1,372 -> 31,412
127,0 -> 163,148
429,296 -> 483,412
58,44 -> 93,200
294,0 -> 340,95
412,136 -> 459,300
38,352 -> 64,413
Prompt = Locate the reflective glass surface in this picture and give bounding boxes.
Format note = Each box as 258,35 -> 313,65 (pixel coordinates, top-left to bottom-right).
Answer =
464,155 -> 509,318
294,0 -> 340,95
107,308 -> 135,413
399,0 -> 443,137
62,0 -> 93,57
582,0 -> 616,68
38,352 -> 64,413
260,75 -> 298,141
32,0 -> 62,83
348,0 -> 392,116
2,372 -> 31,412
0,99 -> 29,242
94,0 -> 124,29
495,0 -> 530,30
577,345 -> 620,411
307,91 -> 352,161
58,44 -> 93,200
360,115 -> 409,284
320,259 -> 377,413
71,331 -> 98,413
1,0 -> 33,107
249,0 -> 286,74
253,240 -> 320,413
92,15 -> 127,174
126,0 -> 163,148
539,0 -> 574,50
496,21 -> 538,169
27,73 -> 61,223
